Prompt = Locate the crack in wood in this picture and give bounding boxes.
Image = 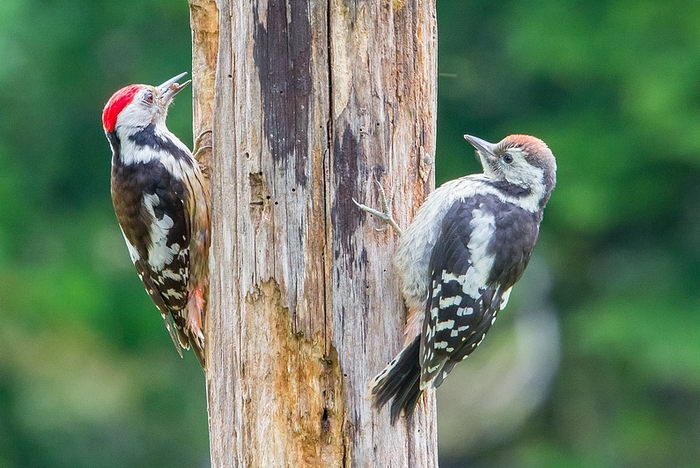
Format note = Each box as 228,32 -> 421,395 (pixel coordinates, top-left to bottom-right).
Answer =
193,0 -> 439,465
244,279 -> 346,467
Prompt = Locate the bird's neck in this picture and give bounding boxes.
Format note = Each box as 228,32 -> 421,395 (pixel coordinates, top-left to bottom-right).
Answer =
112,122 -> 194,171
478,174 -> 550,213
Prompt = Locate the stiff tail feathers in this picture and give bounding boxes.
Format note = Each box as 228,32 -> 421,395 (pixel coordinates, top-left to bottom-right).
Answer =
370,336 -> 423,423
187,329 -> 206,368
161,312 -> 185,358
175,322 -> 206,368
166,310 -> 206,369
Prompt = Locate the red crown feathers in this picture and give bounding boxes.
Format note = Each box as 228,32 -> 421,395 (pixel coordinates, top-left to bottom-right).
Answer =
101,84 -> 141,132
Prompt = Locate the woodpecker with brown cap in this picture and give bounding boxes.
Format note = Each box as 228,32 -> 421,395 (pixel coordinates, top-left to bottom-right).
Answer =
102,73 -> 210,366
355,134 -> 556,422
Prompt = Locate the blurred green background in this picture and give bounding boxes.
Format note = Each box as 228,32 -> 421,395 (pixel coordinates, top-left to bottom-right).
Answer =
1,0 -> 699,467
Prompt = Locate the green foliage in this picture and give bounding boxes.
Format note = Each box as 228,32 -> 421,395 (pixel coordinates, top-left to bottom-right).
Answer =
0,1 -> 205,467
437,0 -> 700,466
1,0 -> 698,466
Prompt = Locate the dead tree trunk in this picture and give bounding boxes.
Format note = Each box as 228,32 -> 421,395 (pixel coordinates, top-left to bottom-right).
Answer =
189,0 -> 438,466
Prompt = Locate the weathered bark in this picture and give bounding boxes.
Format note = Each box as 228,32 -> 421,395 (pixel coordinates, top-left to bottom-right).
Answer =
190,0 -> 438,466
188,0 -> 219,170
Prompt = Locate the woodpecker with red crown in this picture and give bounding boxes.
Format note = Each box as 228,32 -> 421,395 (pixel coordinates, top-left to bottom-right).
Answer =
102,73 -> 210,366
354,134 -> 557,422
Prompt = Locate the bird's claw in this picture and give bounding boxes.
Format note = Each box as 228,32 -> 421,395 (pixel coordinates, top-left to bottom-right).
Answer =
193,129 -> 213,157
352,178 -> 403,235
193,129 -> 213,176
373,178 -> 392,215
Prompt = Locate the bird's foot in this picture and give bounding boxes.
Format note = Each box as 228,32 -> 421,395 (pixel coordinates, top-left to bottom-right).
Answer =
193,129 -> 213,174
352,177 -> 403,235
193,129 -> 213,155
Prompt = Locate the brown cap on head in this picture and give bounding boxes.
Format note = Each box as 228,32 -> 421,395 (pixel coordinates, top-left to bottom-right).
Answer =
498,134 -> 552,160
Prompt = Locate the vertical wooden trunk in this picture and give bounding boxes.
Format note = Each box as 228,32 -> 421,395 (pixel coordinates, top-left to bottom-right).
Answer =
190,0 -> 438,466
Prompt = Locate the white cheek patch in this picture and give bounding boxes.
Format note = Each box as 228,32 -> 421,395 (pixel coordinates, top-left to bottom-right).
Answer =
506,153 -> 546,204
115,97 -> 154,130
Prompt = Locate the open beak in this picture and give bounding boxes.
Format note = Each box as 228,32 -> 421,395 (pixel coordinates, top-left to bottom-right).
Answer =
464,134 -> 497,161
158,72 -> 191,102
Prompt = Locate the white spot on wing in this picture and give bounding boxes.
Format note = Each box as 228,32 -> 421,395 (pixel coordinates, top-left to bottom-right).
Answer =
438,295 -> 462,308
433,210 -> 495,317
456,307 -> 474,316
436,320 -> 455,331
143,193 -> 179,271
461,208 -> 496,298
161,269 -> 182,281
164,288 -> 184,299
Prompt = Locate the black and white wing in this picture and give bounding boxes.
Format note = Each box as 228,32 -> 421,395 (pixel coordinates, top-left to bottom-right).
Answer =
419,196 -> 511,389
112,160 -> 192,353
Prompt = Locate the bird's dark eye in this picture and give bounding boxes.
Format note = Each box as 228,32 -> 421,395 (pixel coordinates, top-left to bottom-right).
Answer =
144,92 -> 154,104
503,153 -> 513,164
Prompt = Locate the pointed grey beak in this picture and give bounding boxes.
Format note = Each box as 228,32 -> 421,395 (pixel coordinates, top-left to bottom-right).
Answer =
158,72 -> 191,102
464,134 -> 497,160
